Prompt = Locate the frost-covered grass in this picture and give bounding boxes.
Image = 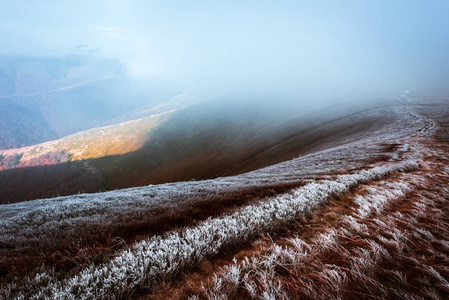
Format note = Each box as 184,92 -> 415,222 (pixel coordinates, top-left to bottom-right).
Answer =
0,178 -> 305,289
0,160 -> 418,299
1,98 -> 445,299
193,158 -> 449,299
0,136 -> 414,250
0,131 -> 416,282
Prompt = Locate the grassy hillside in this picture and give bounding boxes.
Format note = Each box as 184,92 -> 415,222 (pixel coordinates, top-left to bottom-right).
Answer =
0,96 -> 421,203
91,97 -> 409,189
1,95 -> 447,299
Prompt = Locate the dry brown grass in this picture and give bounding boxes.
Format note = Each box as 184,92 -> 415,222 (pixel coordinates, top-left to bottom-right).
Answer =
0,181 -> 305,284
135,176 -> 399,299
141,141 -> 449,300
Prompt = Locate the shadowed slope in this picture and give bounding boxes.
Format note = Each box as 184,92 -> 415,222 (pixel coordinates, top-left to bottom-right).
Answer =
0,96 -> 418,203
92,97 -> 407,189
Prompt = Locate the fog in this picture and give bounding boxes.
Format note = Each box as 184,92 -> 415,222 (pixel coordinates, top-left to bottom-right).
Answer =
2,0 -> 449,101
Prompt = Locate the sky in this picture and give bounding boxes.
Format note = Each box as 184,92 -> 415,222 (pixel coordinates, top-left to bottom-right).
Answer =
1,0 -> 449,98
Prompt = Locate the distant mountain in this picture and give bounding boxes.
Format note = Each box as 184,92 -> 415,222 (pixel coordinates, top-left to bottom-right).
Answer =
0,101 -> 57,149
0,112 -> 170,170
0,56 -> 172,150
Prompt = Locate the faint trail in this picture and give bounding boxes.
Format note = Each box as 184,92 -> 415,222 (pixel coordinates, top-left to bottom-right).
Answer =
178,134 -> 449,300
139,95 -> 448,299
0,76 -> 117,99
52,76 -> 116,92
398,93 -> 437,137
194,158 -> 449,299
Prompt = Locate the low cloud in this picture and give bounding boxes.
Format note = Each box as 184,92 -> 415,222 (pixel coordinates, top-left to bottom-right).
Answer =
1,1 -> 448,101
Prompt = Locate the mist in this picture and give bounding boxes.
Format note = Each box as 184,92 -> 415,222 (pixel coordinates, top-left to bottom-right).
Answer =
2,0 -> 449,102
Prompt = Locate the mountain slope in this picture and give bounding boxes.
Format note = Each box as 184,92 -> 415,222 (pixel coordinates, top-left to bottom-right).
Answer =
0,95 -> 426,203
89,96 -> 417,188
0,111 -> 172,203
1,93 -> 447,299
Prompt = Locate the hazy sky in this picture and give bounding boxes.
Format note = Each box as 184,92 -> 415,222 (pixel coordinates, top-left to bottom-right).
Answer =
1,0 -> 449,97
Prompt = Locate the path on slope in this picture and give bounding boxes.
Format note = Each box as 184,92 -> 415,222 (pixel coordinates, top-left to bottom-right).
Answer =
187,142 -> 449,300
139,98 -> 449,299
